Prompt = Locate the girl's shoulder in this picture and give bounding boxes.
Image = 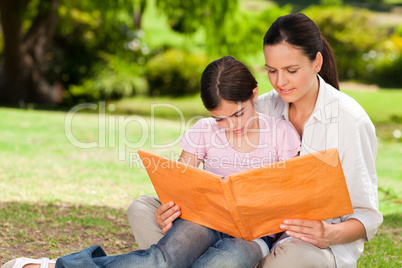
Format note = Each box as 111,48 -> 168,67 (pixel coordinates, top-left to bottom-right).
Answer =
190,117 -> 222,132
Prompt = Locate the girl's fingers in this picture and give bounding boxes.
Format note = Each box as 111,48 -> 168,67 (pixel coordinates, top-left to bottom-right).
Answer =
155,201 -> 181,230
162,222 -> 172,233
161,211 -> 182,233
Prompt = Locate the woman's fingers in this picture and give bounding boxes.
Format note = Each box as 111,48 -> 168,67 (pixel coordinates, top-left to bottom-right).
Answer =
279,219 -> 331,248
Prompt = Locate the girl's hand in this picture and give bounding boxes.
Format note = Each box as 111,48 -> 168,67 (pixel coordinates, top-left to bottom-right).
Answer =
279,219 -> 336,249
155,201 -> 181,233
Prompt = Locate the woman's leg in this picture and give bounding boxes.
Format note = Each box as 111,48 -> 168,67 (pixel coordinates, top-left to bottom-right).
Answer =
56,219 -> 221,268
192,237 -> 264,268
127,195 -> 164,249
257,239 -> 336,268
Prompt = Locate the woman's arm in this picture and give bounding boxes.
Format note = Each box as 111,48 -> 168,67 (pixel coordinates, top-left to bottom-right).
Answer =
281,105 -> 382,249
155,150 -> 202,233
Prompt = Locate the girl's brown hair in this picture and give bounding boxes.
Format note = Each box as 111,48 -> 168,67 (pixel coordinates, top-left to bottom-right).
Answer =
200,56 -> 258,111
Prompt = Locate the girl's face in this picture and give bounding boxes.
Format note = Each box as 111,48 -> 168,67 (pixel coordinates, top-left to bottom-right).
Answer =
263,42 -> 322,105
209,87 -> 259,136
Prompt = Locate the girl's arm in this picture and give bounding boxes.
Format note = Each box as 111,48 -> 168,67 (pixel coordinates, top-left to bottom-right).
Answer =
155,150 -> 202,233
178,150 -> 202,168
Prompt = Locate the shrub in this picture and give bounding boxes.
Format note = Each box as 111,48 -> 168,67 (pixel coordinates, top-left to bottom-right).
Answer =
303,6 -> 385,81
64,53 -> 148,104
145,49 -> 207,96
370,34 -> 402,87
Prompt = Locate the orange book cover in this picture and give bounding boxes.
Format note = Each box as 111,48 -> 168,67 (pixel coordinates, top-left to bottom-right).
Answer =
138,148 -> 353,241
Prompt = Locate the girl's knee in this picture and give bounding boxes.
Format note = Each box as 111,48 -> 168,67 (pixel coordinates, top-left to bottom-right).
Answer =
127,195 -> 158,221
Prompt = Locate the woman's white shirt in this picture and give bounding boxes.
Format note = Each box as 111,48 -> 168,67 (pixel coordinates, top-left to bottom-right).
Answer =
255,75 -> 383,268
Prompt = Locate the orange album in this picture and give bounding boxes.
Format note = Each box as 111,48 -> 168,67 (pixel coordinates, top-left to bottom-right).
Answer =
138,148 -> 353,241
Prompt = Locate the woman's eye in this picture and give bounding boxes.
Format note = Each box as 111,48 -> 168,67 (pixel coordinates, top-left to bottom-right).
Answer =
268,70 -> 276,74
215,118 -> 223,122
288,69 -> 297,74
234,112 -> 244,117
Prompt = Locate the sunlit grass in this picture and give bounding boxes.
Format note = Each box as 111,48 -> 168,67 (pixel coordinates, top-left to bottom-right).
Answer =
1,85 -> 401,265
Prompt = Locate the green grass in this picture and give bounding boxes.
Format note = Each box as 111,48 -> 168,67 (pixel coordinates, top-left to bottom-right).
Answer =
341,89 -> 402,124
0,108 -> 185,207
112,78 -> 402,126
1,86 -> 401,265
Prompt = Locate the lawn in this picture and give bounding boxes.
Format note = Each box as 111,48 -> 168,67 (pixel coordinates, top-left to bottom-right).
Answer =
1,86 -> 402,266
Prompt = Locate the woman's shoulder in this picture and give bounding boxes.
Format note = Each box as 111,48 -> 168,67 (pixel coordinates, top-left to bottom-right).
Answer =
320,83 -> 376,140
321,81 -> 369,120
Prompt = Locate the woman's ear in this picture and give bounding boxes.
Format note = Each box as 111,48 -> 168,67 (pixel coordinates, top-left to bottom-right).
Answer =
315,52 -> 323,73
252,87 -> 259,102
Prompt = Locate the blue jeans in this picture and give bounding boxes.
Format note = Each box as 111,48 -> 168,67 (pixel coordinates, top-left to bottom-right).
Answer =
55,218 -> 265,268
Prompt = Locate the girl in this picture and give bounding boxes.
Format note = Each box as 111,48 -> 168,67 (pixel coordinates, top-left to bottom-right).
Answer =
129,13 -> 383,268
3,56 -> 300,268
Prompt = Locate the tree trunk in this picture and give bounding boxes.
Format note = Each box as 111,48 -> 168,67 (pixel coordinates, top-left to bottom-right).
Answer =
0,0 -> 26,105
133,0 -> 147,29
0,0 -> 62,106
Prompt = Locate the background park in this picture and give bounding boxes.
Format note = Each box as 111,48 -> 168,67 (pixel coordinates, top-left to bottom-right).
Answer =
0,0 -> 401,266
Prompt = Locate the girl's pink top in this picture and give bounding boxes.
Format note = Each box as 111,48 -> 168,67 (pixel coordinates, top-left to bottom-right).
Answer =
179,113 -> 301,177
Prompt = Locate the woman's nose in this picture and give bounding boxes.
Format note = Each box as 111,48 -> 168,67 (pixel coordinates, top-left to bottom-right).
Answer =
277,72 -> 288,87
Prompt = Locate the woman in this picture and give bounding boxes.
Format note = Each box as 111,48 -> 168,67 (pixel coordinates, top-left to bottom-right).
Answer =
127,13 -> 383,268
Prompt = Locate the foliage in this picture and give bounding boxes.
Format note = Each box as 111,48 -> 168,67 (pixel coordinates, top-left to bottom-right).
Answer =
65,53 -> 148,104
145,49 -> 207,96
274,0 -> 388,11
320,0 -> 343,6
213,5 -> 291,61
55,0 -> 142,89
303,6 -> 386,81
369,33 -> 402,87
154,0 -> 238,57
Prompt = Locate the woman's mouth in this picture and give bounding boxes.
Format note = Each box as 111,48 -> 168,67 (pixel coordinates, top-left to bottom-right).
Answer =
279,88 -> 294,94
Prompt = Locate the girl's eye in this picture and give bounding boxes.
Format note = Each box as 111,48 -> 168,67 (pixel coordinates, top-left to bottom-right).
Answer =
234,112 -> 244,117
268,70 -> 276,74
288,69 -> 297,74
215,118 -> 223,122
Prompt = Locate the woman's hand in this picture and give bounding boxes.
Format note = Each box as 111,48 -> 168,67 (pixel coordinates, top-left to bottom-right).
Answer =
280,218 -> 366,248
279,219 -> 336,249
155,201 -> 181,233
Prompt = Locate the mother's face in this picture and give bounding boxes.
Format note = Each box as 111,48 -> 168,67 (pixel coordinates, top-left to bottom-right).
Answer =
263,42 -> 322,105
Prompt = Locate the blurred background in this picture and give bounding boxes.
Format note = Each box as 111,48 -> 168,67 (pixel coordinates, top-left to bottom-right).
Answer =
0,0 -> 401,108
1,1 -> 401,265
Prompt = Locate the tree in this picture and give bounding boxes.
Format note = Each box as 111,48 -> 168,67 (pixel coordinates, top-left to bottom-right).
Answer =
0,0 -> 137,106
155,0 -> 239,56
0,0 -> 241,105
0,0 -> 62,105
133,0 -> 147,29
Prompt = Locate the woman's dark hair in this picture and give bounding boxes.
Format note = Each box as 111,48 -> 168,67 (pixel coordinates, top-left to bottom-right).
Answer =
263,13 -> 339,90
200,56 -> 258,111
